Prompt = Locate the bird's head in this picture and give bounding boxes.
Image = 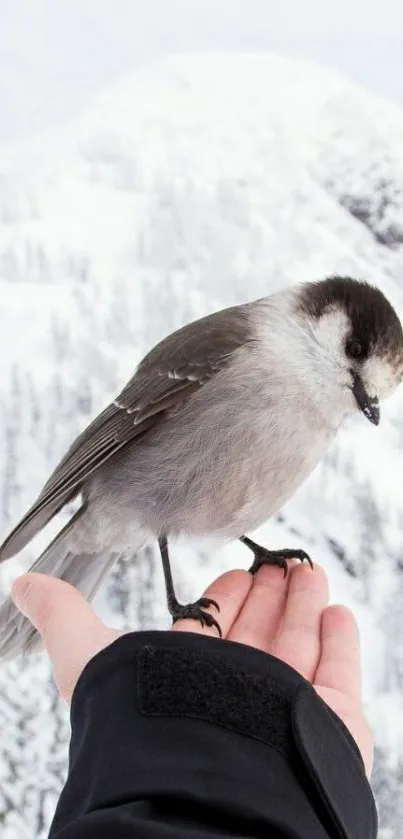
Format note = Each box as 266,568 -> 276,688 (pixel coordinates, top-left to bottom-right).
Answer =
296,276 -> 403,425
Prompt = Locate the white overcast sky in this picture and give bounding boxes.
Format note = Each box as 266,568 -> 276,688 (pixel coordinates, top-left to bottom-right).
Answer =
0,0 -> 402,144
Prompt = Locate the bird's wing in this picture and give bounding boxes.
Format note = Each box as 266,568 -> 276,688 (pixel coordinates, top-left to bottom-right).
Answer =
0,304 -> 254,560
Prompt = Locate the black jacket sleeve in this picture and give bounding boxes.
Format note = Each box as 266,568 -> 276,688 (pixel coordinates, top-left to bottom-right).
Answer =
48,630 -> 377,839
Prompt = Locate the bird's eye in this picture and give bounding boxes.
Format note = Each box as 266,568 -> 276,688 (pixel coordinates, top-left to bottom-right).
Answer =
347,340 -> 364,358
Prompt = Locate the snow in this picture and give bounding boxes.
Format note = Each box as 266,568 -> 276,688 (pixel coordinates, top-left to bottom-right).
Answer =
0,51 -> 403,836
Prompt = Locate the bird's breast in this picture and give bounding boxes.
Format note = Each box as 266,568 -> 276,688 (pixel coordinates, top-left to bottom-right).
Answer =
220,406 -> 334,536
145,387 -> 337,539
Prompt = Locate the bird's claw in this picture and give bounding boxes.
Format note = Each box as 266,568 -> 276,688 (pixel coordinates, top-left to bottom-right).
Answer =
248,547 -> 313,578
171,597 -> 222,637
198,596 -> 220,613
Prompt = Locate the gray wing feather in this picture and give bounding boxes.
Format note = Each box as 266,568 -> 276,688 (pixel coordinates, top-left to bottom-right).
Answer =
0,304 -> 253,560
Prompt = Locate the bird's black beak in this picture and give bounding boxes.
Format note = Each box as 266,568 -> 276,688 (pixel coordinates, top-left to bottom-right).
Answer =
351,371 -> 380,426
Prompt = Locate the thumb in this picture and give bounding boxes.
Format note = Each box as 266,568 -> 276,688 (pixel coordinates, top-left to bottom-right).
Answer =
12,573 -> 122,701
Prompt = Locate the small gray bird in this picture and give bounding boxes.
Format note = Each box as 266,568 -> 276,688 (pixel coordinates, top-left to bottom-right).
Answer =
0,275 -> 402,658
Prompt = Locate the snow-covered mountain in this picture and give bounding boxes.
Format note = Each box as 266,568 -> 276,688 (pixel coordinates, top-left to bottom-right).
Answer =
1,52 -> 403,836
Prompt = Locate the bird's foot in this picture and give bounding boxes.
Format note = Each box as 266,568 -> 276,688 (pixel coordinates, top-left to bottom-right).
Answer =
169,596 -> 222,637
248,546 -> 313,578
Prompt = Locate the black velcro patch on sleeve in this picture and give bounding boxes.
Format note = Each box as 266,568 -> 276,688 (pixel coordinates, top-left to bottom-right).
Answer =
138,644 -> 294,757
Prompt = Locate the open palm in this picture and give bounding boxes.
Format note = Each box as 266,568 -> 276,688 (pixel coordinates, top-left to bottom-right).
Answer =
12,560 -> 373,776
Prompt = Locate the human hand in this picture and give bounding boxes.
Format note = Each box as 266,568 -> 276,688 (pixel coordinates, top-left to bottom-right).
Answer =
11,561 -> 373,775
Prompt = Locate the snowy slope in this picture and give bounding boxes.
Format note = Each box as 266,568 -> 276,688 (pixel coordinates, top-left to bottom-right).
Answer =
1,52 -> 403,835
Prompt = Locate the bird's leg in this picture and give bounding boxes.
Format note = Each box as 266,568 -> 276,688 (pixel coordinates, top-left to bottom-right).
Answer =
158,536 -> 222,636
240,535 -> 313,578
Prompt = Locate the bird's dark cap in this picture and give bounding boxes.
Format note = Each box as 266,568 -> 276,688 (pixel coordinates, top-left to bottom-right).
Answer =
296,275 -> 403,367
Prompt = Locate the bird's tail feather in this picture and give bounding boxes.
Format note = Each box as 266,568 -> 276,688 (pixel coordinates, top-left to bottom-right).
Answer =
0,512 -> 119,661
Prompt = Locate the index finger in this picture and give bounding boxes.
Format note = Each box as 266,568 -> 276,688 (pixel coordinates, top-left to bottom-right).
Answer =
171,570 -> 252,638
314,605 -> 362,702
